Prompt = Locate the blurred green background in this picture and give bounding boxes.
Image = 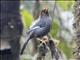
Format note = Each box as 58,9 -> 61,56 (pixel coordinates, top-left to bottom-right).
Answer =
20,0 -> 75,60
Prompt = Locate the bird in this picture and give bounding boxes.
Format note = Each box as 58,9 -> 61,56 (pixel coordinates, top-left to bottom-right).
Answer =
20,8 -> 52,55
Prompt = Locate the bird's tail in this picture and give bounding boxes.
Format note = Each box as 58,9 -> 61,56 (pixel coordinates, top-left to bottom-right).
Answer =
20,31 -> 33,55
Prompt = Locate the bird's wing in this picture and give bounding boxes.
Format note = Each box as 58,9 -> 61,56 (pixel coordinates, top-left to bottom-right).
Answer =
30,18 -> 40,29
31,26 -> 40,30
28,26 -> 40,33
26,18 -> 41,34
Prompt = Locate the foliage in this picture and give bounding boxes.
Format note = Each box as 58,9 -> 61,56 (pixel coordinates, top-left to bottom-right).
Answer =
58,40 -> 72,58
50,19 -> 72,59
21,9 -> 33,28
50,20 -> 59,38
57,1 -> 75,11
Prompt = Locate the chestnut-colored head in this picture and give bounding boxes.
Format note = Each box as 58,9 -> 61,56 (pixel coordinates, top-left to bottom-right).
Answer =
41,8 -> 49,16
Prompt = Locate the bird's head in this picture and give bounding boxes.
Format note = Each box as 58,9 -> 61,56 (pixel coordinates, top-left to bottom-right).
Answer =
41,8 -> 49,16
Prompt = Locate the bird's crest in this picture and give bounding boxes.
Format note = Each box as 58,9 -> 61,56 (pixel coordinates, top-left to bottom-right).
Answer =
41,8 -> 49,16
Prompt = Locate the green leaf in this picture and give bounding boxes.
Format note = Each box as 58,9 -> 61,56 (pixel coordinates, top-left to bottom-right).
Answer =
21,9 -> 33,28
50,20 -> 59,38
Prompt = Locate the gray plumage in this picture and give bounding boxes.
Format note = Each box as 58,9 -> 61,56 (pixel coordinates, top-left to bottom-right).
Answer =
28,14 -> 52,38
21,9 -> 52,54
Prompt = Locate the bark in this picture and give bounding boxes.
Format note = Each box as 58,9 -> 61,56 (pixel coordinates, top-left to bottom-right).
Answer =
73,1 -> 80,60
0,0 -> 23,60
